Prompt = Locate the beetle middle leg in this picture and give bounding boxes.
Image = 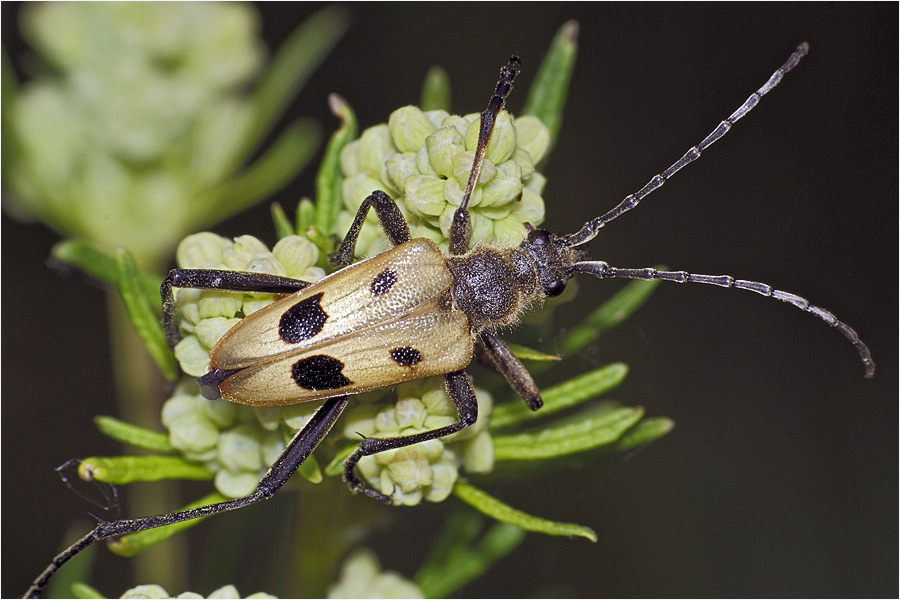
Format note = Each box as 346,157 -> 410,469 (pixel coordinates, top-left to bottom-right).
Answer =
331,189 -> 412,266
342,369 -> 478,502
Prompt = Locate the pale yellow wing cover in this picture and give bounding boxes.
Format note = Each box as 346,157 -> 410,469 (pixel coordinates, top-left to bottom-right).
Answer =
209,239 -> 474,406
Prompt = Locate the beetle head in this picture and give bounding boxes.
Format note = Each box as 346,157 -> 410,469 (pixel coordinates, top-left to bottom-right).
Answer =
519,228 -> 590,298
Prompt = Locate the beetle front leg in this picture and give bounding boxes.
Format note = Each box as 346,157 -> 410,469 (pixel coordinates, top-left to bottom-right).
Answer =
160,268 -> 311,348
342,370 -> 478,503
449,57 -> 520,256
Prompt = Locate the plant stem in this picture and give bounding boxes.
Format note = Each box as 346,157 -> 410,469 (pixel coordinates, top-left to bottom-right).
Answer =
291,475 -> 378,597
107,293 -> 187,591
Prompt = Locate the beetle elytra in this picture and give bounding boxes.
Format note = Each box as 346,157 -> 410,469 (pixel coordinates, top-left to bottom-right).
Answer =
26,44 -> 874,598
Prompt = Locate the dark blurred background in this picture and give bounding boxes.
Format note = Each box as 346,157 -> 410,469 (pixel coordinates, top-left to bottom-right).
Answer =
4,3 -> 896,598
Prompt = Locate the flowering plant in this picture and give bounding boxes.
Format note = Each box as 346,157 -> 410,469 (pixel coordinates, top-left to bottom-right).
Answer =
6,10 -> 671,598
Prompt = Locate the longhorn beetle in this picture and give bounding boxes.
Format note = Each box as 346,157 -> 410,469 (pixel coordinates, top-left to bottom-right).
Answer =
27,43 -> 874,598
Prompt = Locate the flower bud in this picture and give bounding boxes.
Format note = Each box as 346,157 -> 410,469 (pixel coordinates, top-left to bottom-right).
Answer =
465,110 -> 516,164
339,105 -> 549,255
388,106 -> 437,153
328,550 -> 423,599
425,126 -> 465,178
514,114 -> 551,164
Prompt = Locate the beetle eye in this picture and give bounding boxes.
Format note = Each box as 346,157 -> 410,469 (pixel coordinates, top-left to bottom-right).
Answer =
545,278 -> 566,297
527,229 -> 552,245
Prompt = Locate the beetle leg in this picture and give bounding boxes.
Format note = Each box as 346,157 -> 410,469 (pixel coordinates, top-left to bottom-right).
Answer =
160,268 -> 311,348
479,331 -> 543,410
25,396 -> 349,599
342,369 -> 478,503
331,190 -> 412,267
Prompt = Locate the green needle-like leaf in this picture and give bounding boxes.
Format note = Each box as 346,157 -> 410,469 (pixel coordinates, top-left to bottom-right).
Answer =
420,66 -> 451,112
558,277 -> 661,357
493,405 -> 644,460
324,444 -> 356,477
243,6 -> 350,157
613,416 -> 675,451
415,512 -> 525,599
270,202 -> 294,240
489,362 -> 628,429
78,455 -> 212,485
93,416 -> 173,452
522,20 -> 579,147
52,240 -> 161,308
453,482 -> 596,542
295,198 -> 317,234
315,94 -> 358,235
505,342 -> 561,362
71,582 -> 105,599
108,492 -> 228,557
114,249 -> 177,381
210,119 -> 320,222
297,453 -> 323,484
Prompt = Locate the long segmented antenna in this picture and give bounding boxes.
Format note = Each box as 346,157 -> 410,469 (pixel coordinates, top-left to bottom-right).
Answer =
573,262 -> 875,378
449,56 -> 521,255
565,43 -> 809,248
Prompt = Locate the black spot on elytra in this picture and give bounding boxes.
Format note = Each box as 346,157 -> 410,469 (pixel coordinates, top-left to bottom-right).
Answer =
291,355 -> 352,390
370,269 -> 398,295
279,293 -> 327,344
390,346 -> 422,367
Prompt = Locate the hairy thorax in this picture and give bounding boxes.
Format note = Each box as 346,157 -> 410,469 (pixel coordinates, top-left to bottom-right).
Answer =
446,245 -> 541,333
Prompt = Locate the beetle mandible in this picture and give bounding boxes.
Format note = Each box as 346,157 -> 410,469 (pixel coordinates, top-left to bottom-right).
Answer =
26,44 -> 874,598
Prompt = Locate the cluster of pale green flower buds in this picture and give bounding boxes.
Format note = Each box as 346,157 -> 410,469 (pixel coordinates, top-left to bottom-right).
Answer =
161,385 -> 288,499
172,233 -> 325,378
339,106 -> 551,256
118,550 -> 420,599
6,3 -> 267,260
327,550 -> 423,599
120,584 -> 274,599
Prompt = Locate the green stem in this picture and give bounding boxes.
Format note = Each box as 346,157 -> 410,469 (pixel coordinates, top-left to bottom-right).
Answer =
292,477 -> 356,597
107,294 -> 186,591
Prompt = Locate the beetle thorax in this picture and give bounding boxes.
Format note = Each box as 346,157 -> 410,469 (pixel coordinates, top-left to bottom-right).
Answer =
446,245 -> 542,333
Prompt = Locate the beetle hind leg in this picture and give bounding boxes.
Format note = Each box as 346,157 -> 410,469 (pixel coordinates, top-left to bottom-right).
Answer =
25,396 -> 349,599
342,370 -> 478,503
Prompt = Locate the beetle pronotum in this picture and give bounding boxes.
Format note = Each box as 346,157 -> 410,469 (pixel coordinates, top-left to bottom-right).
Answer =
26,43 -> 874,598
